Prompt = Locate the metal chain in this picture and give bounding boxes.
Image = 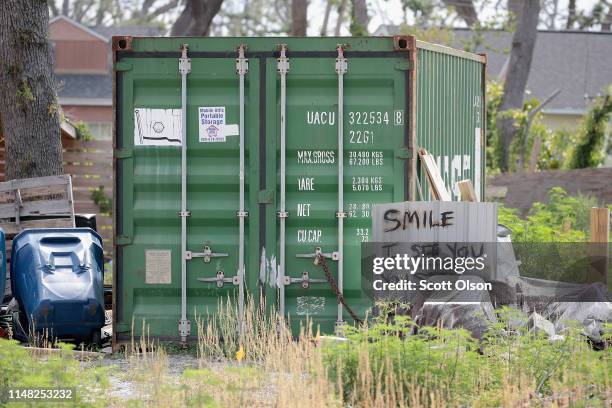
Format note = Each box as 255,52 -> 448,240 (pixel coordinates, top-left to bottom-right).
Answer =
315,254 -> 363,324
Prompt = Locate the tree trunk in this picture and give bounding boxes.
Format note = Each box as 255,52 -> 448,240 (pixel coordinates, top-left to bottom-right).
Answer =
0,0 -> 63,181
442,0 -> 478,26
566,0 -> 576,28
171,0 -> 224,36
496,0 -> 540,172
350,0 -> 369,36
507,0 -> 522,22
320,0 -> 332,36
291,0 -> 308,36
62,0 -> 70,15
335,0 -> 347,35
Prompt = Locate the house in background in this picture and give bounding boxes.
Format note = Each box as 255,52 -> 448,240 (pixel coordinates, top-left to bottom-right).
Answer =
49,16 -> 160,139
375,26 -> 612,132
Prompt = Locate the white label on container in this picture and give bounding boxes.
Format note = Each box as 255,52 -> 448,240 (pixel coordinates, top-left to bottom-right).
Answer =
198,106 -> 240,142
145,249 -> 172,284
134,108 -> 182,146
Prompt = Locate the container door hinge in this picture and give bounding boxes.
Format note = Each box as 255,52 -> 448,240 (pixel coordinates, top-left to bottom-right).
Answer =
395,147 -> 413,159
115,235 -> 132,246
115,62 -> 133,72
114,148 -> 133,159
394,61 -> 412,71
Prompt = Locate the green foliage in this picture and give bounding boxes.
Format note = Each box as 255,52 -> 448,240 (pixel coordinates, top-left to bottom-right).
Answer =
75,121 -> 94,141
485,81 -> 556,172
322,306 -> 610,407
498,187 -> 601,242
15,79 -> 35,108
566,86 -> 612,169
91,186 -> 112,215
0,339 -> 110,407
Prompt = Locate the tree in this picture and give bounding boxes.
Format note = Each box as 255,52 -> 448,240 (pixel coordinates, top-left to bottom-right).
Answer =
171,0 -> 225,35
566,88 -> 612,169
0,0 -> 64,180
48,0 -> 181,27
291,0 -> 308,36
496,0 -> 540,172
442,0 -> 478,26
350,0 -> 369,35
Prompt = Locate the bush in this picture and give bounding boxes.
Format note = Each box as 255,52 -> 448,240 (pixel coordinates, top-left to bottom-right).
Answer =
498,187 -> 602,242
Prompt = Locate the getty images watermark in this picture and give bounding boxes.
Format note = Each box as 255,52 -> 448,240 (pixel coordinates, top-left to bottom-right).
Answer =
361,242 -> 610,303
371,253 -> 492,292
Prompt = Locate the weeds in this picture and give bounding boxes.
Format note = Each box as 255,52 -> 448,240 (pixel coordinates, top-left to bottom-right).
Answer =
1,297 -> 609,407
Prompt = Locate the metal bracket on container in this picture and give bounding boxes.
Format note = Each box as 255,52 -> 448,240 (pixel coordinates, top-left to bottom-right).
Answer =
335,45 -> 348,74
336,211 -> 347,218
236,210 -> 249,218
186,245 -> 229,263
277,44 -> 290,74
178,211 -> 191,217
283,271 -> 327,289
236,44 -> 249,75
296,247 -> 339,264
277,210 -> 288,218
179,45 -> 191,74
179,319 -> 191,337
198,271 -> 240,288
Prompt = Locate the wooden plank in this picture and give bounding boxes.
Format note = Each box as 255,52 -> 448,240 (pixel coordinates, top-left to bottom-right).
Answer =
61,139 -> 112,149
62,152 -> 113,162
457,179 -> 478,202
0,217 -> 74,235
0,199 -> 72,219
0,174 -> 71,192
418,148 -> 451,201
590,207 -> 610,243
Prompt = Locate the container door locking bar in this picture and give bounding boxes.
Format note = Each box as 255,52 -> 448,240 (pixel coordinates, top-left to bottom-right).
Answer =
277,44 -> 289,317
178,44 -> 191,342
236,44 -> 248,325
335,45 -> 347,333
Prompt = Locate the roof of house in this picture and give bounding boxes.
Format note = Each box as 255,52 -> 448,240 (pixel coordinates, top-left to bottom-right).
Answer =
92,25 -> 161,38
375,26 -> 612,114
56,74 -> 112,105
50,16 -> 161,105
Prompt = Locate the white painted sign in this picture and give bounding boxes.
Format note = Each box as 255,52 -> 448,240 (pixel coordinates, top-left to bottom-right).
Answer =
372,201 -> 498,243
134,108 -> 182,146
198,106 -> 239,142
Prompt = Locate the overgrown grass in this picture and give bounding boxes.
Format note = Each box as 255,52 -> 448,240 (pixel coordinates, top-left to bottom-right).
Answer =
1,298 -> 609,407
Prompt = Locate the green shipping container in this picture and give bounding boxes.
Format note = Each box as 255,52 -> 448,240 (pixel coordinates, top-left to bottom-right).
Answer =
112,36 -> 486,344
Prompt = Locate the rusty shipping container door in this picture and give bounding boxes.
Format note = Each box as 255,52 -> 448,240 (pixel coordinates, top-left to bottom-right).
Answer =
112,36 -> 486,343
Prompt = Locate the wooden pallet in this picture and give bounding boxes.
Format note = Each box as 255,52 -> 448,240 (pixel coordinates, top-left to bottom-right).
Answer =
0,175 -> 75,299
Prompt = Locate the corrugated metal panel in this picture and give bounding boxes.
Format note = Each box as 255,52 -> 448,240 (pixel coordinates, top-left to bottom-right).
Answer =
416,45 -> 485,201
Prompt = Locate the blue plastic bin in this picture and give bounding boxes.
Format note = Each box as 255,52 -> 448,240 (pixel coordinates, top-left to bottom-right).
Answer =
10,228 -> 104,341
